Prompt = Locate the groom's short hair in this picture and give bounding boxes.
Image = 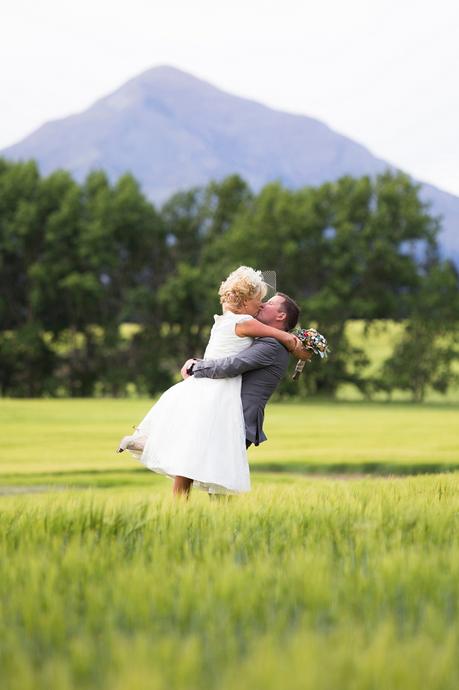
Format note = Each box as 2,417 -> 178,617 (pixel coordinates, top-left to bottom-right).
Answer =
276,292 -> 300,331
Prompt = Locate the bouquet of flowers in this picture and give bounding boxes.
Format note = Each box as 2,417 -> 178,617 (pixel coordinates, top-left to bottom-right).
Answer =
292,328 -> 330,380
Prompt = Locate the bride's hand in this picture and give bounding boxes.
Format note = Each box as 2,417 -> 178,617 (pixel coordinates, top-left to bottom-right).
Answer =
294,344 -> 313,361
284,333 -> 302,353
181,358 -> 197,379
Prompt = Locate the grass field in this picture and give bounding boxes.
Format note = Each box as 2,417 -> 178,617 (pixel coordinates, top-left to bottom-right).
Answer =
1,399 -> 459,689
1,398 -> 458,478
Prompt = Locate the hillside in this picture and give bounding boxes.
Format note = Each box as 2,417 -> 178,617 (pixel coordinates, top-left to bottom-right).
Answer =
2,65 -> 458,260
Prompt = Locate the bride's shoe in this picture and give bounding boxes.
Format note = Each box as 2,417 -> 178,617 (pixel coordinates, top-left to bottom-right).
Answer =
117,434 -> 134,453
116,434 -> 147,454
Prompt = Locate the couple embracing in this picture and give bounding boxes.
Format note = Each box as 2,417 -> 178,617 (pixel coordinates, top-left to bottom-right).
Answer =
117,266 -> 311,498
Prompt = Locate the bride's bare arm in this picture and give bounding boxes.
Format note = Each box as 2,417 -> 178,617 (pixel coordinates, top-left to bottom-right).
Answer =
235,318 -> 299,352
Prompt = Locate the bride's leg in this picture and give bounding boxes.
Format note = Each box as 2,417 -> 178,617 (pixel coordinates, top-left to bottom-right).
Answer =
128,435 -> 147,452
173,476 -> 193,498
209,494 -> 235,503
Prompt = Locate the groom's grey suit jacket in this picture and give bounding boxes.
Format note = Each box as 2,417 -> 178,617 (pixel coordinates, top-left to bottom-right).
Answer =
192,337 -> 290,446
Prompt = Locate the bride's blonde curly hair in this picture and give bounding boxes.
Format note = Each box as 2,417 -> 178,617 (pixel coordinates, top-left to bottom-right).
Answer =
219,266 -> 268,309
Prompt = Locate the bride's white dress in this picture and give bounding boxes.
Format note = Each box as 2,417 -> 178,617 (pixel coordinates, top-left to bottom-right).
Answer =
127,311 -> 254,494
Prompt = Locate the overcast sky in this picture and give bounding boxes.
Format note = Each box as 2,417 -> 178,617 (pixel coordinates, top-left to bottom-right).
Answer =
2,0 -> 458,195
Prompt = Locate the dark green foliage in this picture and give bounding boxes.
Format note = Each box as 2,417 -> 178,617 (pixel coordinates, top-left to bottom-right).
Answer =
0,324 -> 56,396
377,319 -> 458,402
0,158 -> 457,398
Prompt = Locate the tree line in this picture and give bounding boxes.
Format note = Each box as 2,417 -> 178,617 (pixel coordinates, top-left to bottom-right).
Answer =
0,157 -> 458,400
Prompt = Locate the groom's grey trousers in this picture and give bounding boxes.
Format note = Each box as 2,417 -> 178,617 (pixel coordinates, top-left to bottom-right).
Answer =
191,337 -> 290,446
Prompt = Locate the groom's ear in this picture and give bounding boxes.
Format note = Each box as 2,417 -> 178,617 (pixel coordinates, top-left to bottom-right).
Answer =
276,309 -> 287,324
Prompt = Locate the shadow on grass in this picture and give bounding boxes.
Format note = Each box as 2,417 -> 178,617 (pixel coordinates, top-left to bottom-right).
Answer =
2,463 -> 459,493
251,462 -> 459,477
272,397 -> 459,410
0,467 -> 151,490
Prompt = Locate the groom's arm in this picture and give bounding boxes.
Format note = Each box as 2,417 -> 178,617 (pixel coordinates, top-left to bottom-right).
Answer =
190,338 -> 283,379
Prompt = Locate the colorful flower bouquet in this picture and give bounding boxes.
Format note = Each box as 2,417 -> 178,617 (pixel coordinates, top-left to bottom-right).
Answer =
292,327 -> 330,380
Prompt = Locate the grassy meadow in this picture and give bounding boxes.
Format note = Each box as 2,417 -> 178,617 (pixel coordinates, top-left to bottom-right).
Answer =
1,398 -> 458,478
1,397 -> 459,689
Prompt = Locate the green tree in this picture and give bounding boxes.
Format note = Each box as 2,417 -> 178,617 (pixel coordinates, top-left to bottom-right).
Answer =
0,159 -> 41,329
377,259 -> 459,401
378,319 -> 458,402
0,325 -> 56,397
0,161 -> 454,399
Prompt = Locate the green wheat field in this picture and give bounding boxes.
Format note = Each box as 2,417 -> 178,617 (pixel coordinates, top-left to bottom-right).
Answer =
1,398 -> 459,689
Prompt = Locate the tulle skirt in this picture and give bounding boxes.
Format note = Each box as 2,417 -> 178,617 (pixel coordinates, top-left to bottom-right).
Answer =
128,375 -> 250,494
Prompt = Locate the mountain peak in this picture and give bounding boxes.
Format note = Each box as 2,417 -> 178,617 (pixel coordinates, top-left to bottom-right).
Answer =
1,66 -> 458,259
137,64 -> 210,82
97,64 -> 228,115
123,64 -> 213,91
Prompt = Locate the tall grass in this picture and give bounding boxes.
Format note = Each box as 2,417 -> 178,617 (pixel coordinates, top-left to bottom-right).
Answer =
2,477 -> 459,689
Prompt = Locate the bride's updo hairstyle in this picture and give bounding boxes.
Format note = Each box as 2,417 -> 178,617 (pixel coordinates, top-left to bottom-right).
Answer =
219,266 -> 268,309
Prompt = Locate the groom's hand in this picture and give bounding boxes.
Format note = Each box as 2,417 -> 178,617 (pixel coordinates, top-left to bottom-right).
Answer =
293,342 -> 314,362
181,358 -> 197,379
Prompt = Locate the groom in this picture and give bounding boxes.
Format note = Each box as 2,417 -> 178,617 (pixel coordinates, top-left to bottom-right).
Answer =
181,292 -> 311,451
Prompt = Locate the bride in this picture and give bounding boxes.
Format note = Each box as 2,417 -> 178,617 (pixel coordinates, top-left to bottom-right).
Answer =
117,266 -> 299,497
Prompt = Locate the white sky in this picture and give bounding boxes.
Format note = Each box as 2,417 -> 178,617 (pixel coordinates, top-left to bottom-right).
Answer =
1,0 -> 458,195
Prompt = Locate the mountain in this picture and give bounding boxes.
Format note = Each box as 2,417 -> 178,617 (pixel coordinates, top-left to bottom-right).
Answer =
2,65 -> 458,260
